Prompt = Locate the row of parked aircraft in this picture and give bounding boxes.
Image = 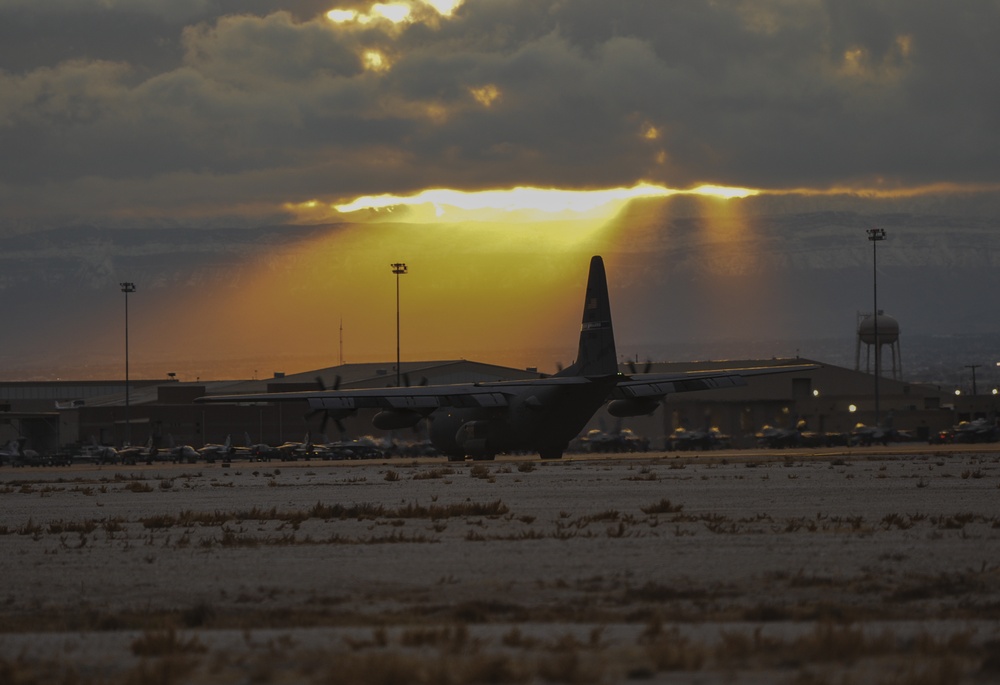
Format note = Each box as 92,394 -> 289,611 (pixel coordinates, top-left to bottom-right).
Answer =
0,433 -> 406,467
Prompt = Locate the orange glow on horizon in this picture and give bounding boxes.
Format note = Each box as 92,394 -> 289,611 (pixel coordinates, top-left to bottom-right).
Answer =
762,181 -> 1000,199
172,220 -> 616,376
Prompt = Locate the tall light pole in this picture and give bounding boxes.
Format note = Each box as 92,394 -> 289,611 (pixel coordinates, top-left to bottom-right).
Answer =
965,364 -> 981,396
120,282 -> 136,446
390,263 -> 407,387
866,228 -> 886,427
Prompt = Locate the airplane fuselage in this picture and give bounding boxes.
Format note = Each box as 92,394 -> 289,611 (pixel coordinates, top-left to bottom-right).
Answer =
430,375 -> 619,460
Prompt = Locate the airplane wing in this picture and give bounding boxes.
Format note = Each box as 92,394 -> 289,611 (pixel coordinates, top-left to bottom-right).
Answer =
196,376 -> 593,412
611,363 -> 819,399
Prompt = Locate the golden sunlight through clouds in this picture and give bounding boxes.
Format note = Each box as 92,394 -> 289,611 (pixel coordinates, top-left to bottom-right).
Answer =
326,0 -> 465,25
469,84 -> 501,107
248,184 -> 762,372
179,183 -> 783,375
202,222 -> 612,373
320,183 -> 759,221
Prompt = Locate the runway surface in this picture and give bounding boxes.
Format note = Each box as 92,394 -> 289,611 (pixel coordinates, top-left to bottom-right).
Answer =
2,446 -> 999,683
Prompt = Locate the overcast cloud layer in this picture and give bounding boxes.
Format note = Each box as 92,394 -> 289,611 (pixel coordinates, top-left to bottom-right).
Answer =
1,0 -> 998,229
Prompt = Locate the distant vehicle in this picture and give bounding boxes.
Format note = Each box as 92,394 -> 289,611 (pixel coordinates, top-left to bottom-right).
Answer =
199,256 -> 815,461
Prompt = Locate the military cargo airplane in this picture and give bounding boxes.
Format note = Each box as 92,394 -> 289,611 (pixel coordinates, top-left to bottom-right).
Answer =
199,256 -> 815,461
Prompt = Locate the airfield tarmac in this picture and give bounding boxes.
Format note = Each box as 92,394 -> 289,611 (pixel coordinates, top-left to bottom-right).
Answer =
1,446 -> 999,684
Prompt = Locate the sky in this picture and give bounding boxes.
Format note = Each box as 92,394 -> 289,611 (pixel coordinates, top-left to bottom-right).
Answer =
1,0 -> 999,379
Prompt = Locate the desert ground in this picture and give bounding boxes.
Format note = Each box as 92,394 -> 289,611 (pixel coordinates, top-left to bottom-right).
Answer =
1,446 -> 999,684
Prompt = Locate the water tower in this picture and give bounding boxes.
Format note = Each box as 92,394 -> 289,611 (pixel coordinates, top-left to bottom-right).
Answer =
855,311 -> 902,379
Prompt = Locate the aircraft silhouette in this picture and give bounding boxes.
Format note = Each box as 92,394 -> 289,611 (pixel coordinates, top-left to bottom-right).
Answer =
199,256 -> 814,461
1,438 -> 40,466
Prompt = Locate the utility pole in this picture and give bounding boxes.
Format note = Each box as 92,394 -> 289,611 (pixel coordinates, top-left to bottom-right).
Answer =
966,364 -> 981,395
390,263 -> 407,387
120,282 -> 136,446
866,228 -> 886,427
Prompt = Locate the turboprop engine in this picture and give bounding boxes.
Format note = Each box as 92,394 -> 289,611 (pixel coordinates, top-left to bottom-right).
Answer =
607,397 -> 660,418
454,420 -> 507,459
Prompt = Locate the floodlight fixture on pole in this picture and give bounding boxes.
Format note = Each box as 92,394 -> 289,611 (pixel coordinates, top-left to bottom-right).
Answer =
120,282 -> 136,447
866,228 -> 886,427
390,263 -> 407,387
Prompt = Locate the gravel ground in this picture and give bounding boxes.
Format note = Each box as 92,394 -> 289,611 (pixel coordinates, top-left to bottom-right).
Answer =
1,447 -> 999,683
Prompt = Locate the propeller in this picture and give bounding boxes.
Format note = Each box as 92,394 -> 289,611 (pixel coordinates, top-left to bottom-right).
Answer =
627,359 -> 653,375
305,375 -> 346,436
400,373 -> 429,388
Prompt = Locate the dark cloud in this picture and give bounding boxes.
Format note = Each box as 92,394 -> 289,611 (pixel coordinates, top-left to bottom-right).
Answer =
0,0 -> 998,226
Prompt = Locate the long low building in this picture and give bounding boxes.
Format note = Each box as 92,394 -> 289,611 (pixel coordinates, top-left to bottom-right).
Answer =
1,358 -> 995,454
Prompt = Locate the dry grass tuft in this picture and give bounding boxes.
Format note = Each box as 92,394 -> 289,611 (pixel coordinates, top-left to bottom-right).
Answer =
641,498 -> 684,515
131,628 -> 206,657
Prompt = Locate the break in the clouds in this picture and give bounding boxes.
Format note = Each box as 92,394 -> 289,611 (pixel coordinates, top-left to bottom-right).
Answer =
1,0 -> 998,227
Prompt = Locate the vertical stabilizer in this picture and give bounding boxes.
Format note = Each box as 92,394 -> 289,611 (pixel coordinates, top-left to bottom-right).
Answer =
558,256 -> 618,377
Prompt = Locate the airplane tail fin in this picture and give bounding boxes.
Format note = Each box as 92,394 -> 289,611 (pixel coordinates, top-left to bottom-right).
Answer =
558,256 -> 618,378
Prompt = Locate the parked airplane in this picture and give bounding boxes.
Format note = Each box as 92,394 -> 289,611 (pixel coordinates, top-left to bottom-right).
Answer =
198,434 -> 234,462
1,438 -> 40,466
199,256 -> 815,461
166,435 -> 200,463
75,437 -> 119,464
243,432 -> 280,461
118,437 -> 159,464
